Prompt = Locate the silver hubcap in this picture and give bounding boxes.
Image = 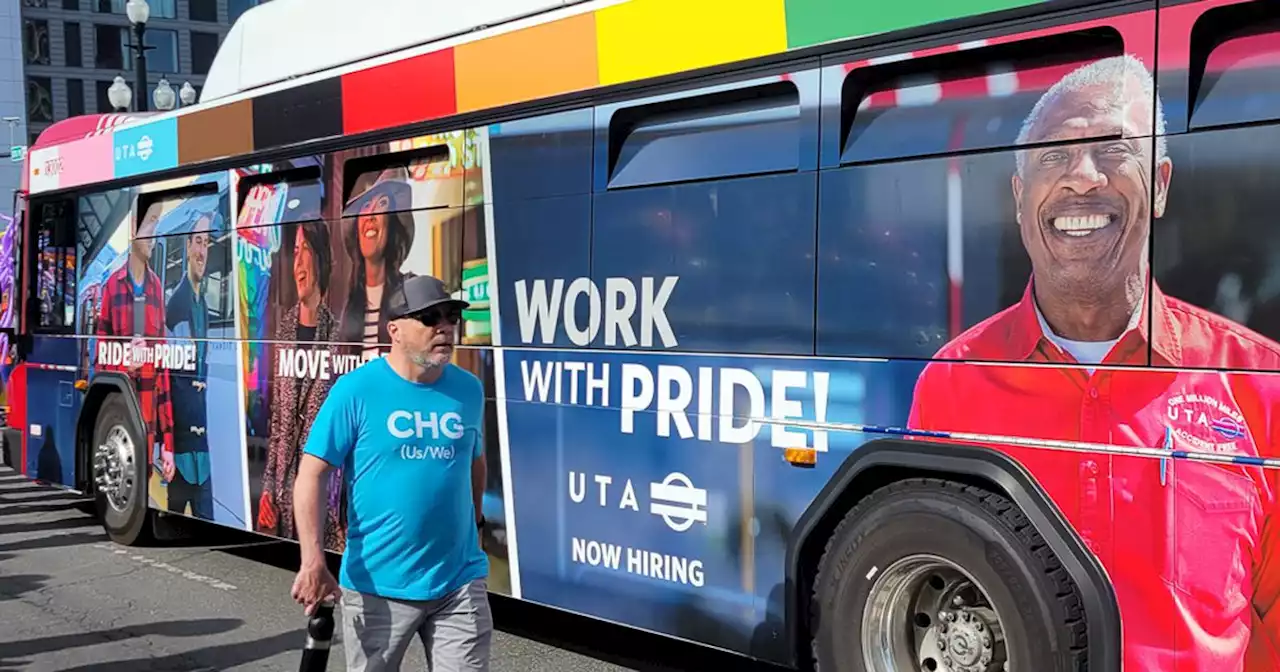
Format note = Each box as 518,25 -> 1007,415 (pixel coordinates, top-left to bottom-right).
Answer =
93,424 -> 136,513
862,554 -> 1009,672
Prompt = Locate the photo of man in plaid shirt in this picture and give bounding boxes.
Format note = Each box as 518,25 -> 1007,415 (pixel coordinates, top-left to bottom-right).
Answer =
93,204 -> 175,486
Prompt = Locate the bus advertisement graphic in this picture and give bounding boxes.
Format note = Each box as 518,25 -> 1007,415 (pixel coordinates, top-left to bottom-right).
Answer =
235,131 -> 513,595
19,2 -> 1280,668
77,173 -> 248,529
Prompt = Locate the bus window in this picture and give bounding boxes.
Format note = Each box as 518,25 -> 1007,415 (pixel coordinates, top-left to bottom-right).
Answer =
236,166 -> 324,228
30,197 -> 76,332
834,27 -> 1125,165
602,78 -> 808,190
341,142 -> 457,213
1187,2 -> 1280,129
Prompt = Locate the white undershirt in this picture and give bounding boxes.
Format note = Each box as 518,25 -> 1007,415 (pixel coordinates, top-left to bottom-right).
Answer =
1033,301 -> 1139,374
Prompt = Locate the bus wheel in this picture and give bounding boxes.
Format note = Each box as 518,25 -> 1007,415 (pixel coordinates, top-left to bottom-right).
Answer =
810,478 -> 1087,672
90,393 -> 152,546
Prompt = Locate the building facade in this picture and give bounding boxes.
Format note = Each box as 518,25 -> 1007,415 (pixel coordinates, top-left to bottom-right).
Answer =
20,0 -> 267,148
0,3 -> 27,215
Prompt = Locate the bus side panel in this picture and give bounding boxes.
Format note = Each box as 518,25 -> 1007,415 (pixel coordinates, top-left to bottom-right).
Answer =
500,348 -> 925,662
23,335 -> 81,487
7,361 -> 26,471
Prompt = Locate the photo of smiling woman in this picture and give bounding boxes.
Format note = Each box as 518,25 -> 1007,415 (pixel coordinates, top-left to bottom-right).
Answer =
338,166 -> 415,359
257,219 -> 347,549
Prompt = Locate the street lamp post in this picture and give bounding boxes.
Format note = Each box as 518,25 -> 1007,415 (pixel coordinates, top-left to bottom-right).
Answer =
125,0 -> 152,112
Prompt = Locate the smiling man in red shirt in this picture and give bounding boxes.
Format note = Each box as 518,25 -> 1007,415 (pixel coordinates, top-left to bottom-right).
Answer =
908,54 -> 1280,671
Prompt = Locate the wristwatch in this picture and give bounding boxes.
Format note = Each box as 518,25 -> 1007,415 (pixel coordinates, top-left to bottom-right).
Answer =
476,515 -> 486,530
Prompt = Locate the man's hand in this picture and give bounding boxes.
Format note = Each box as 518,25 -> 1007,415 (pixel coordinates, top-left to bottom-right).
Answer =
161,449 -> 176,482
127,336 -> 146,372
291,561 -> 341,615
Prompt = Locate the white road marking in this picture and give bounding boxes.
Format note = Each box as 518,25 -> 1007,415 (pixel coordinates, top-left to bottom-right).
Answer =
93,543 -> 239,591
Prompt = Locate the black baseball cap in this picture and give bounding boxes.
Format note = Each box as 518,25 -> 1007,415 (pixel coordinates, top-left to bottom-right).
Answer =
388,275 -> 469,320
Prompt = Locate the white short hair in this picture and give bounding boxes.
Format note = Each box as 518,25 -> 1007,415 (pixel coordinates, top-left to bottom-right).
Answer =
1014,54 -> 1167,176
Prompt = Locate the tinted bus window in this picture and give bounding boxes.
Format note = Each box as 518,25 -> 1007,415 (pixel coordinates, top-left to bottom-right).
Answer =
237,167 -> 324,228
1153,124 -> 1280,371
1189,7 -> 1280,129
33,198 -> 76,332
833,27 -> 1127,164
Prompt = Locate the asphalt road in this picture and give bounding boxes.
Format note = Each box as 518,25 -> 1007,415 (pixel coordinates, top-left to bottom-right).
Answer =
0,466 -> 788,672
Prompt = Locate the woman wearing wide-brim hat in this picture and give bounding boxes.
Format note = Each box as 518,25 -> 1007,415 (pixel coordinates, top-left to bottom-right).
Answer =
338,165 -> 416,355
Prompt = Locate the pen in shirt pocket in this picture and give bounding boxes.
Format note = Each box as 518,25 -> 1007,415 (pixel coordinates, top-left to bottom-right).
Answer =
1160,425 -> 1171,487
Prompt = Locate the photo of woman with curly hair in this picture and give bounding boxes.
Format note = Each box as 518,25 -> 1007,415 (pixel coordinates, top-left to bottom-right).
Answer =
257,219 -> 348,550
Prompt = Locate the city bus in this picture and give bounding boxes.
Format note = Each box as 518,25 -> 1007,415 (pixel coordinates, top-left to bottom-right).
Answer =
7,0 -> 1280,669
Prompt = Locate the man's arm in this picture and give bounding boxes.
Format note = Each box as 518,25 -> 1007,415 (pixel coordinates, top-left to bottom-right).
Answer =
470,383 -> 487,526
294,453 -> 335,570
95,288 -> 112,337
150,280 -> 175,457
295,377 -> 359,565
472,453 -> 486,526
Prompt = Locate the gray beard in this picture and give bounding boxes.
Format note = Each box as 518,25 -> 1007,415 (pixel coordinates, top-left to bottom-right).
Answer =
410,352 -> 443,371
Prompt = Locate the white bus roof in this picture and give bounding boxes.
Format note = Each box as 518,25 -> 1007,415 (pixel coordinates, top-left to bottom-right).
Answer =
201,0 -> 596,103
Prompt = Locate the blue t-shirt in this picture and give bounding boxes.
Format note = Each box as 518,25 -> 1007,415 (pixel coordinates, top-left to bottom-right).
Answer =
303,357 -> 488,601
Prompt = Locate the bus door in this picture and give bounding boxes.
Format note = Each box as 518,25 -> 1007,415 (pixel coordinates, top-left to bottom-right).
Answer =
18,196 -> 82,487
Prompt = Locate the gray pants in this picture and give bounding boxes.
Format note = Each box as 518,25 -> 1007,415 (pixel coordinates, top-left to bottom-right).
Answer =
340,578 -> 492,672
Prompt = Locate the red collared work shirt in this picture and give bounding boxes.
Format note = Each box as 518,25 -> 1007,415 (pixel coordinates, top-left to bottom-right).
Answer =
908,281 -> 1280,672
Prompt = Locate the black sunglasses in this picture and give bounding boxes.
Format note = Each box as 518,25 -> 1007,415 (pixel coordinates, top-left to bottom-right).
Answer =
406,306 -> 462,327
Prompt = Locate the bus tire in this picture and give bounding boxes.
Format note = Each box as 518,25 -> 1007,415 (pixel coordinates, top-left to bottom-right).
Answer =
810,477 -> 1087,672
90,393 -> 153,546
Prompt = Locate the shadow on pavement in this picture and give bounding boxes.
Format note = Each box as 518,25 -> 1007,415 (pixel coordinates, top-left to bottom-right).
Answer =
0,516 -> 98,537
51,629 -> 306,672
0,500 -> 84,517
0,617 -> 244,663
0,484 -> 83,498
0,574 -> 50,601
0,530 -> 108,554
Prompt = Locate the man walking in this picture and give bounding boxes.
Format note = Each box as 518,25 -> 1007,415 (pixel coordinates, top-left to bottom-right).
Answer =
290,274 -> 491,672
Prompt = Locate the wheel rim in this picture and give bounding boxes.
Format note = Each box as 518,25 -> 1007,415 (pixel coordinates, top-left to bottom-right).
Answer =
861,553 -> 1009,672
93,424 -> 136,513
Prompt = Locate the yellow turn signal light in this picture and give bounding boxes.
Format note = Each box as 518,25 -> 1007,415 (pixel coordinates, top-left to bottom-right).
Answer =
784,447 -> 817,468
74,379 -> 88,391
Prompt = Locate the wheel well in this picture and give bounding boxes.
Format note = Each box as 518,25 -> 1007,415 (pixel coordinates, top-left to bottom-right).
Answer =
75,375 -> 143,493
75,384 -> 117,492
785,438 -> 1122,672
789,463 -> 1004,670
